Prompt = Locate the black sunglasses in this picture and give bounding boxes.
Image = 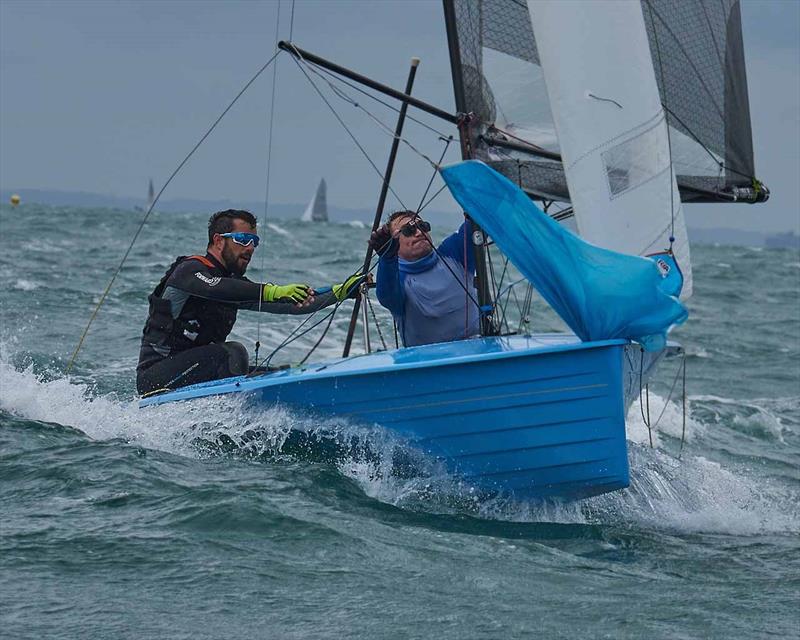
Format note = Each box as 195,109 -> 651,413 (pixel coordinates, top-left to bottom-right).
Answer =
399,220 -> 431,237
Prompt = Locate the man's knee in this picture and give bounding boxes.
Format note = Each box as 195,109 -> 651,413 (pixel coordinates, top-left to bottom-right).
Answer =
223,341 -> 249,375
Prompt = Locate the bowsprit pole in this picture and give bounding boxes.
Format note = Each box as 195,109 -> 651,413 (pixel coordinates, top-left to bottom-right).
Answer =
342,57 -> 420,357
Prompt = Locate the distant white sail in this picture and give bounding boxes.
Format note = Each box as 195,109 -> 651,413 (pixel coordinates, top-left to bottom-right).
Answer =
527,0 -> 692,298
146,178 -> 155,212
301,178 -> 328,222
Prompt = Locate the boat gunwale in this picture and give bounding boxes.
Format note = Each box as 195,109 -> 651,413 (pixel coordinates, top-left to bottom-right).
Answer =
139,334 -> 629,407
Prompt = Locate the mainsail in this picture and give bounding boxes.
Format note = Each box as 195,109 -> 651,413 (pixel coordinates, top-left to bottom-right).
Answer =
301,178 -> 328,222
527,0 -> 692,297
443,0 -> 767,205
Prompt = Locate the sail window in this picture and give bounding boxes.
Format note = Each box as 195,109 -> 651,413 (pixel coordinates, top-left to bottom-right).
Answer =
481,47 -> 557,153
602,120 -> 670,199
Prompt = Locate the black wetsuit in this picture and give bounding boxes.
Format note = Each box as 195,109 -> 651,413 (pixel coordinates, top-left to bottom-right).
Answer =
136,253 -> 336,395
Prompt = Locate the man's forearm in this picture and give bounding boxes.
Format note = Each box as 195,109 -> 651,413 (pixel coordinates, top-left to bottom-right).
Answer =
238,290 -> 337,314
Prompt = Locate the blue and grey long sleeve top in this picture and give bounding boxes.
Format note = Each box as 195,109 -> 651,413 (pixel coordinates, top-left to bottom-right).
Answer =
375,221 -> 480,347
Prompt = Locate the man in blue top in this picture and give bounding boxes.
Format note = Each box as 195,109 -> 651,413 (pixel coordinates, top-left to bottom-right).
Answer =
368,210 -> 480,347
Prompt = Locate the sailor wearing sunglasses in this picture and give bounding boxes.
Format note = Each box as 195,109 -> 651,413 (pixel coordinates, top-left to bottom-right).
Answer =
137,209 -> 363,395
368,210 -> 479,347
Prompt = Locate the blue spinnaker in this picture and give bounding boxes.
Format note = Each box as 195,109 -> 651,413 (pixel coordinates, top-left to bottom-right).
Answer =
441,161 -> 688,351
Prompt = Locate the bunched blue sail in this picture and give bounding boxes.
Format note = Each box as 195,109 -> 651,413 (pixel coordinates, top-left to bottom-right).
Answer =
441,160 -> 688,351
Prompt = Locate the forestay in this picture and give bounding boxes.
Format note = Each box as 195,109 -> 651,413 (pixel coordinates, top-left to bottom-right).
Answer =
443,0 -> 764,205
527,0 -> 692,297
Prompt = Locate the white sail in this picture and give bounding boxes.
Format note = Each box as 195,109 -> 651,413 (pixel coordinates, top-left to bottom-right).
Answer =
301,178 -> 328,222
527,0 -> 692,298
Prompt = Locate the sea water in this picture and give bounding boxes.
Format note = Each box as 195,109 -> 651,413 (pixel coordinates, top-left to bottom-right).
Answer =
1,204 -> 798,639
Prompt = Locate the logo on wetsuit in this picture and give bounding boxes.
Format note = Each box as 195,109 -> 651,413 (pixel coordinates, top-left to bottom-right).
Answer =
195,272 -> 221,286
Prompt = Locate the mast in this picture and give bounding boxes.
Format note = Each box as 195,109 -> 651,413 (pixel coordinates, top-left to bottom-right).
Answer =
342,58 -> 420,357
442,0 -> 497,336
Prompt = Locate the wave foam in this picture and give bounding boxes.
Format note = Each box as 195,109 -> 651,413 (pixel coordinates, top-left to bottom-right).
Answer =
1,349 -> 796,537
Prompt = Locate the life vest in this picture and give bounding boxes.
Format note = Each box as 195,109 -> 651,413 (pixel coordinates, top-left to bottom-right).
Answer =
138,255 -> 239,370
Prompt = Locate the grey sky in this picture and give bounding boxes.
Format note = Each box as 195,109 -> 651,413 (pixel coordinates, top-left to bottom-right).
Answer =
1,0 -> 798,233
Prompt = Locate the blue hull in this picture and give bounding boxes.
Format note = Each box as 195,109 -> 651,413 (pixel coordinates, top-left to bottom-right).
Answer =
141,335 -> 631,500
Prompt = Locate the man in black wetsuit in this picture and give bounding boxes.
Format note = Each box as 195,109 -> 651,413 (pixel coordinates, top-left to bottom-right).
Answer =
137,209 -> 360,395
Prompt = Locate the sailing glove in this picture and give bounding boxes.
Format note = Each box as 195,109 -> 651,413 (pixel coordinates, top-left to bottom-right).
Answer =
369,224 -> 398,258
332,272 -> 366,301
262,283 -> 312,303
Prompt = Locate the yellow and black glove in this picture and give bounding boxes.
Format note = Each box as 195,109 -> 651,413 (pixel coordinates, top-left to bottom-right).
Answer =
262,282 -> 312,303
332,272 -> 366,301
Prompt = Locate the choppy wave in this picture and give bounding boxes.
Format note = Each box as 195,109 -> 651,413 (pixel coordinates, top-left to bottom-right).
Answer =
2,345 -> 796,537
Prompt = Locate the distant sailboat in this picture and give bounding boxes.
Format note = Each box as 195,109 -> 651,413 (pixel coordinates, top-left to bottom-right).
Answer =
301,178 -> 328,222
135,179 -> 156,213
146,179 -> 155,212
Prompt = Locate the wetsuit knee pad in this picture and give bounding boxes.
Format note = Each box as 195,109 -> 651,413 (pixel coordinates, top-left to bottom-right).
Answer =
222,341 -> 249,376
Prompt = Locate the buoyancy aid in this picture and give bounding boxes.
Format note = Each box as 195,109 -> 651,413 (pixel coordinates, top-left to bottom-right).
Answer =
138,255 -> 239,371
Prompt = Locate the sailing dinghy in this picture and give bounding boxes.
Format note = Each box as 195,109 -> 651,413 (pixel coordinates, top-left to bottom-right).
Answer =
140,0 -> 768,500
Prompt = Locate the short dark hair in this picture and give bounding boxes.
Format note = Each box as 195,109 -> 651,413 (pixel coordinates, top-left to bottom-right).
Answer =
387,210 -> 419,228
207,209 -> 257,245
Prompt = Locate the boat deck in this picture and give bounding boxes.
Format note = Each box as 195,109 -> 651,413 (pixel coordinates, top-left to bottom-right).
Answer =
140,334 -> 627,408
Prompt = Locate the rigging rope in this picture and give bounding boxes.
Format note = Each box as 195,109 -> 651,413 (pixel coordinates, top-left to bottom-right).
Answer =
416,184 -> 448,215
365,292 -> 388,351
297,306 -> 339,367
293,48 -> 442,171
637,347 -> 689,454
518,283 -> 534,334
256,257 -> 383,370
309,61 -> 451,139
287,50 -> 408,211
661,101 -> 761,190
485,243 -> 503,330
257,302 -> 337,371
255,1 -> 284,367
650,351 -> 688,455
493,257 -> 513,334
65,49 -> 282,374
644,0 -> 676,248
415,137 -> 453,212
257,270 -> 370,371
312,72 -> 440,169
638,348 -> 654,447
